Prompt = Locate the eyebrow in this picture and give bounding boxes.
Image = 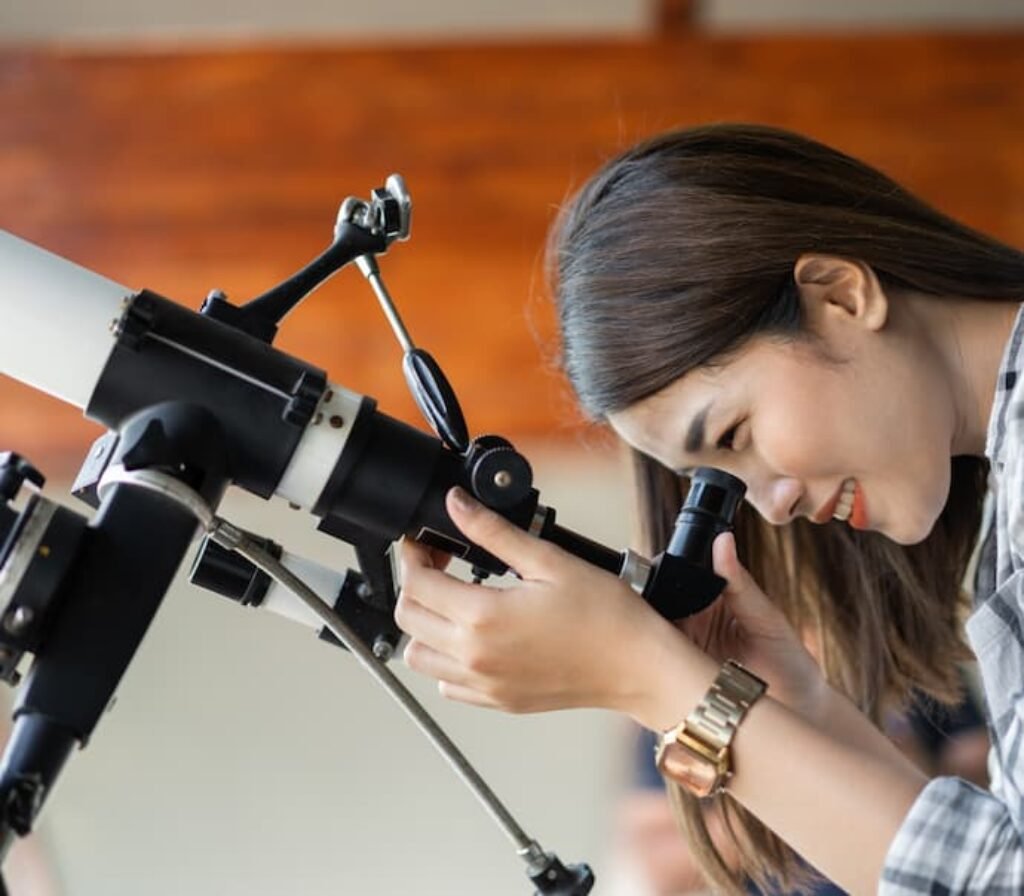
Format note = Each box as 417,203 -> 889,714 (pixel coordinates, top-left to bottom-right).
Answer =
684,401 -> 712,455
673,402 -> 712,477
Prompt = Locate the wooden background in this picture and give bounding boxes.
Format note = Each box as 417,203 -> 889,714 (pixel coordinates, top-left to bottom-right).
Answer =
2,33 -> 1024,477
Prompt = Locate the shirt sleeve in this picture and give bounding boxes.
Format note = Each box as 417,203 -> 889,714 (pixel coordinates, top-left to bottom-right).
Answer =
880,774 -> 1024,893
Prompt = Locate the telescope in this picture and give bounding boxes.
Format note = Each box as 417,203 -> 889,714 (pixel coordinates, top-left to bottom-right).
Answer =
0,176 -> 746,895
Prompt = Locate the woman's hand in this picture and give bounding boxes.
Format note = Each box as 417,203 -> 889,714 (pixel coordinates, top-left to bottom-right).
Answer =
397,486 -> 828,729
396,487 -> 683,718
686,531 -> 829,724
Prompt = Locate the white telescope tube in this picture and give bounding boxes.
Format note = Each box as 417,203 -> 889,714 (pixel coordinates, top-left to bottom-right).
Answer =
0,231 -> 132,410
275,383 -> 363,510
260,550 -> 349,632
0,229 -> 364,512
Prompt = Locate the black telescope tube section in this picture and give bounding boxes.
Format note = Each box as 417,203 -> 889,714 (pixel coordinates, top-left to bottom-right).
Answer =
87,290 -> 327,499
314,403 -> 444,540
315,407 -> 541,578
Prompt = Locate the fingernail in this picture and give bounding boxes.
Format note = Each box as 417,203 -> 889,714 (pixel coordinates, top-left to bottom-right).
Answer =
449,486 -> 475,513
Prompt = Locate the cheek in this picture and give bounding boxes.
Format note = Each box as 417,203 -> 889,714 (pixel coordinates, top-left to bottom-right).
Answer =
751,365 -> 860,475
887,442 -> 953,545
753,405 -> 844,476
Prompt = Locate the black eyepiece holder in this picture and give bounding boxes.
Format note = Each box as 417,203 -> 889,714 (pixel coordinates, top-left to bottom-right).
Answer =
642,467 -> 747,619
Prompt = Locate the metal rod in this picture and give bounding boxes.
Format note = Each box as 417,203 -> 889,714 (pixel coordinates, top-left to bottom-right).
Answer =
210,520 -> 537,854
355,255 -> 414,354
100,463 -> 549,866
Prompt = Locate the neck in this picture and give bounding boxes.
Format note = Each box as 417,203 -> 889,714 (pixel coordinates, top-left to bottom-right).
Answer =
917,295 -> 1022,456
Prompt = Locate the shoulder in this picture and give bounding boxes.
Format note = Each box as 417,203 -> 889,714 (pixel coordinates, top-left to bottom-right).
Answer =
997,366 -> 1024,458
1003,378 -> 1024,557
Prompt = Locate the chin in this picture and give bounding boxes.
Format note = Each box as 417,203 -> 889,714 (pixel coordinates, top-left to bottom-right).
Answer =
885,505 -> 945,546
885,526 -> 930,546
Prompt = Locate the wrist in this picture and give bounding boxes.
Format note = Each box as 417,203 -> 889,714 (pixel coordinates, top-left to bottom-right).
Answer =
801,671 -> 833,728
613,618 -> 718,731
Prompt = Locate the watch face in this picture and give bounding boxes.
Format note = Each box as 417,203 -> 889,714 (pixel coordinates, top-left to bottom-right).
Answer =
658,740 -> 720,798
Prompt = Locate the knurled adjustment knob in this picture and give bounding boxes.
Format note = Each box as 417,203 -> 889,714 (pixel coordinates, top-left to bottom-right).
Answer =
470,445 -> 533,509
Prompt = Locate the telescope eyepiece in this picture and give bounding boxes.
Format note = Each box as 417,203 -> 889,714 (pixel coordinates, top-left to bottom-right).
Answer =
667,467 -> 746,567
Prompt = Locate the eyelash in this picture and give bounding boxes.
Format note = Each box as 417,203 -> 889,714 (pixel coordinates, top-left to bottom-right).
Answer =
716,422 -> 741,450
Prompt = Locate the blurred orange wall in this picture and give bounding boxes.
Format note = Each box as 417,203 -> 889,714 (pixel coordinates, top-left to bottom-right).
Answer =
1,34 -> 1023,475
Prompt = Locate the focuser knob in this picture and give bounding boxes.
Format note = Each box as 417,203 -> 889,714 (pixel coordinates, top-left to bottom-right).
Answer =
466,436 -> 533,509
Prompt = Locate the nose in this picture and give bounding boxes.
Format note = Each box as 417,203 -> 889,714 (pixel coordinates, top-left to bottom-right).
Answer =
749,476 -> 803,525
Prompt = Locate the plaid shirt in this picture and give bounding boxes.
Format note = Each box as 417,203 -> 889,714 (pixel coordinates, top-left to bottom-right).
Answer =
881,303 -> 1024,893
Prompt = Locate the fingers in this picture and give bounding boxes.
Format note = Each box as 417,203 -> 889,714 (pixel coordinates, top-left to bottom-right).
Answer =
437,681 -> 500,709
402,537 -> 448,572
394,593 -> 458,652
399,541 -> 482,620
445,487 -> 556,580
403,638 -> 466,682
402,639 -> 501,709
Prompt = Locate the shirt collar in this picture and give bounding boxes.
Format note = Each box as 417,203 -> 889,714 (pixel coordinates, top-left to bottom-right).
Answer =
985,302 -> 1024,466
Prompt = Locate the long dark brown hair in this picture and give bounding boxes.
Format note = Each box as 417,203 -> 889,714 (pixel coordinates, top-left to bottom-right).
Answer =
548,123 -> 1022,894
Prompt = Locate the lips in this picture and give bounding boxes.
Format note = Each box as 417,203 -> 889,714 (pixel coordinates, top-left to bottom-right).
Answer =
813,480 -> 848,524
849,481 -> 869,529
812,479 -> 869,527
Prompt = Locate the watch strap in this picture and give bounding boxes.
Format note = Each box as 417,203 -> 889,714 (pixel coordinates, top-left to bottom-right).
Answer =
684,658 -> 767,750
656,659 -> 767,796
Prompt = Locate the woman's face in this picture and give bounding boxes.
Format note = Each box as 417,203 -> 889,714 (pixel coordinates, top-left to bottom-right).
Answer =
607,299 -> 957,546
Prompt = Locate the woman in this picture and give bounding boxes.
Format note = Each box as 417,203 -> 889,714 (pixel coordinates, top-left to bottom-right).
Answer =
395,124 -> 1024,894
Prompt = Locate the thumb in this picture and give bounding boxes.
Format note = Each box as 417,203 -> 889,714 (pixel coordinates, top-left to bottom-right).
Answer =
446,486 -> 553,579
712,531 -> 753,587
712,531 -> 788,634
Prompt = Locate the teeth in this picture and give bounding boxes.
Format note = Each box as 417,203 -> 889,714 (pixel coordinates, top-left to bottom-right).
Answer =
833,479 -> 856,521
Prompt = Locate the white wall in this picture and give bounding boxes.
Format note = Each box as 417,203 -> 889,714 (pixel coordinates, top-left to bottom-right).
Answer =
16,448 -> 637,896
703,0 -> 1024,30
5,0 -> 1024,42
0,0 -> 650,42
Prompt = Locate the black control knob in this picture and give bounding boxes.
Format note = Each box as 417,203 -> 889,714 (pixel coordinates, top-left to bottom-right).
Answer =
529,855 -> 595,895
467,437 -> 533,509
0,453 -> 45,504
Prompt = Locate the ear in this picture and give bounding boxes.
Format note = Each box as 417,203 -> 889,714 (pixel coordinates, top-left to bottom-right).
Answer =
792,253 -> 889,333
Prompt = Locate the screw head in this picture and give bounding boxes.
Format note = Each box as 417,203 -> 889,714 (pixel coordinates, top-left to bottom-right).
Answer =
493,470 -> 513,489
372,637 -> 395,662
4,606 -> 34,636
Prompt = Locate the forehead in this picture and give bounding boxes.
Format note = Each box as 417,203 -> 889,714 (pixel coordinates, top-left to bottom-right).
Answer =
608,367 -> 721,455
606,336 -> 811,456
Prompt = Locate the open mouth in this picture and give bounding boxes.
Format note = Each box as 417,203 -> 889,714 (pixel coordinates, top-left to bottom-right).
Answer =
832,478 -> 869,529
832,478 -> 856,522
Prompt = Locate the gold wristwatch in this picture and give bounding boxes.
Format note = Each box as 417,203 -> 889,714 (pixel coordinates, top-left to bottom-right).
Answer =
655,659 -> 767,798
